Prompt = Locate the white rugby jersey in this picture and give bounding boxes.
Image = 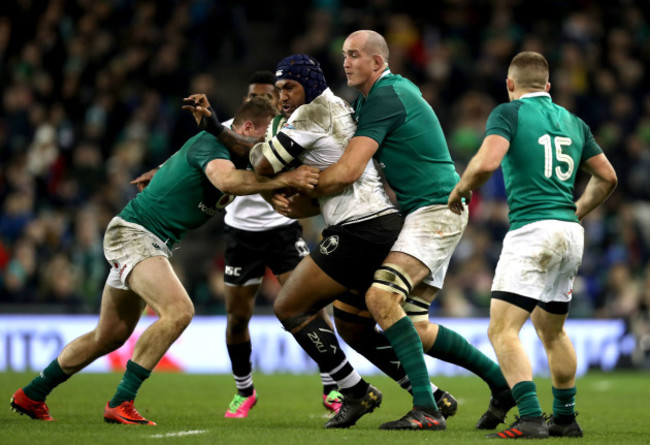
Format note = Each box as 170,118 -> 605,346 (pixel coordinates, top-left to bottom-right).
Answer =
222,117 -> 295,231
256,88 -> 396,226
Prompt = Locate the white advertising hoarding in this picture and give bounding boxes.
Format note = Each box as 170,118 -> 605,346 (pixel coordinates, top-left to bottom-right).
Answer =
0,315 -> 632,376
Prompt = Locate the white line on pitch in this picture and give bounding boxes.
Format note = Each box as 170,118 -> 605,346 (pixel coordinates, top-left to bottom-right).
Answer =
148,429 -> 208,438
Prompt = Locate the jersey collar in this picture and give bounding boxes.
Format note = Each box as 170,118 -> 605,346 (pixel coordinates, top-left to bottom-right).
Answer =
366,68 -> 392,97
520,92 -> 551,100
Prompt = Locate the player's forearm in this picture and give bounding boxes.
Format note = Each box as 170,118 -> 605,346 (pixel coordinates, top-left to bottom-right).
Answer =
575,176 -> 617,221
312,162 -> 357,197
219,170 -> 285,196
457,135 -> 508,193
456,166 -> 494,195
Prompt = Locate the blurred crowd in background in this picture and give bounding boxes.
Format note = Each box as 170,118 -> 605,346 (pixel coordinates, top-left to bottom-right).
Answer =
1,1 -> 649,366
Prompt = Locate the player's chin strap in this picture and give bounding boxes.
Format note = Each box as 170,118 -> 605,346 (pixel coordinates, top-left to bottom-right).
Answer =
371,263 -> 431,323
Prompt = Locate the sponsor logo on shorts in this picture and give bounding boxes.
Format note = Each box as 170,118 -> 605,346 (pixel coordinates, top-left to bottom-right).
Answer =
319,235 -> 339,255
225,265 -> 242,277
295,238 -> 310,257
152,242 -> 161,250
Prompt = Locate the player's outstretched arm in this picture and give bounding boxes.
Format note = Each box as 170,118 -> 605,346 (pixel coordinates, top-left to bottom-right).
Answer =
575,153 -> 617,221
182,94 -> 261,159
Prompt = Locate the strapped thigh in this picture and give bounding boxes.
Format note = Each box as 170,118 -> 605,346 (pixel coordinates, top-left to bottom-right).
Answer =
370,263 -> 413,301
401,295 -> 431,322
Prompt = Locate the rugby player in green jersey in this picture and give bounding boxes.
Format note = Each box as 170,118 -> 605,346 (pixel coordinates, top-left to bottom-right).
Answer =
448,51 -> 617,439
10,97 -> 319,425
312,30 -> 515,431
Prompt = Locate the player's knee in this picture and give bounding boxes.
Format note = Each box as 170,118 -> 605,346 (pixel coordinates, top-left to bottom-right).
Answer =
272,297 -> 290,320
372,264 -> 413,298
227,311 -> 252,333
165,301 -> 194,332
93,326 -> 131,353
366,264 -> 413,316
535,325 -> 566,348
487,321 -> 502,344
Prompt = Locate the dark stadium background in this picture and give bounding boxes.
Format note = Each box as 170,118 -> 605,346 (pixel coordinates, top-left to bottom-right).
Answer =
0,1 -> 648,371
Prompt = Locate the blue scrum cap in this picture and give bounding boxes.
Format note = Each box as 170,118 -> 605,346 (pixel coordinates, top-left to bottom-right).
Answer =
275,54 -> 327,104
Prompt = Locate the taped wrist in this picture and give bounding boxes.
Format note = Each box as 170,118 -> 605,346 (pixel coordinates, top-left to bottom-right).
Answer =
199,107 -> 225,137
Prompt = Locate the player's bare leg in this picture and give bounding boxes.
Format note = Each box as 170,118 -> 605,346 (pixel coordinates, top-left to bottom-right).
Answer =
104,256 -> 194,425
486,299 -> 548,438
126,256 -> 194,369
532,306 -> 582,437
488,300 -> 532,387
59,286 -> 144,373
11,284 -> 143,421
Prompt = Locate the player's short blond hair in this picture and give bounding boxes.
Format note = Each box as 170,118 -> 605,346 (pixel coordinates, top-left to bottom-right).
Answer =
508,51 -> 549,91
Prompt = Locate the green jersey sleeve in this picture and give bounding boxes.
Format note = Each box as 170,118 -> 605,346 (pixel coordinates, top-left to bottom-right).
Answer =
186,131 -> 232,171
354,86 -> 405,144
579,119 -> 603,162
485,102 -> 521,140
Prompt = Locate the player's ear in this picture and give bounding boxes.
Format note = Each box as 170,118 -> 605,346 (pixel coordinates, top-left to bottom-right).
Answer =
545,82 -> 551,93
375,55 -> 384,71
506,78 -> 515,93
239,121 -> 253,135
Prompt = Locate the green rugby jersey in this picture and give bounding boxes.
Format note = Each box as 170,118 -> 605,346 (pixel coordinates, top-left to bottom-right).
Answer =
119,131 -> 234,245
485,92 -> 602,231
352,70 -> 459,214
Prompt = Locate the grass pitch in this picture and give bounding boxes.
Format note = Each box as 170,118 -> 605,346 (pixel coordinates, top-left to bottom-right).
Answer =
1,371 -> 648,444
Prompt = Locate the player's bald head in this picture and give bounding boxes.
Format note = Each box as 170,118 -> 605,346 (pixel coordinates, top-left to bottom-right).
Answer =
508,51 -> 549,91
347,30 -> 389,64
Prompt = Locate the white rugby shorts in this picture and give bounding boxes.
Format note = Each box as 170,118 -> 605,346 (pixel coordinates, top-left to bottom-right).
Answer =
390,204 -> 468,288
103,217 -> 172,290
492,219 -> 584,303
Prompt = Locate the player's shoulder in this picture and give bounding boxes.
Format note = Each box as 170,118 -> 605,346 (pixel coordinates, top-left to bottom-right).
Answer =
289,96 -> 333,130
489,100 -> 522,120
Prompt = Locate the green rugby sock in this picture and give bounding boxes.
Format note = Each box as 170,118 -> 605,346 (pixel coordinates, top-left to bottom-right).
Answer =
109,360 -> 151,408
384,316 -> 436,410
512,381 -> 542,418
23,359 -> 70,401
427,325 -> 508,392
552,386 -> 577,418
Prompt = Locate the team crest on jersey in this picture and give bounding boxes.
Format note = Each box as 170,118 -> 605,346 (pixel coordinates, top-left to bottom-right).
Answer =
319,235 -> 339,255
282,122 -> 295,130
